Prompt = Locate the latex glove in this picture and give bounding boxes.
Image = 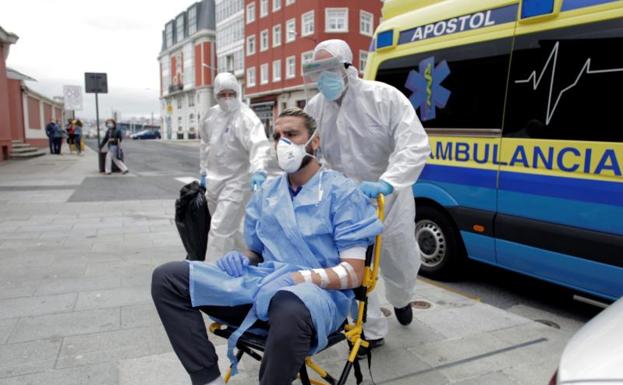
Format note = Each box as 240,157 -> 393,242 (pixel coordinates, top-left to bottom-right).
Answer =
359,180 -> 394,198
216,251 -> 250,277
255,273 -> 295,314
250,171 -> 266,191
199,175 -> 207,188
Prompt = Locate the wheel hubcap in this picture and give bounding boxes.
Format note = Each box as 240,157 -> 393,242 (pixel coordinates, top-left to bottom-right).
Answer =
416,219 -> 447,268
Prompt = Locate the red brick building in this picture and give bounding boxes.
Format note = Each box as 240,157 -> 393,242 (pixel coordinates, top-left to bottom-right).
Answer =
1,26 -> 64,162
0,26 -> 18,161
243,0 -> 381,136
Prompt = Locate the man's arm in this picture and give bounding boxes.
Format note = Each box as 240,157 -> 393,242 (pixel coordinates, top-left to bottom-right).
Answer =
379,88 -> 431,190
240,112 -> 271,175
199,118 -> 209,176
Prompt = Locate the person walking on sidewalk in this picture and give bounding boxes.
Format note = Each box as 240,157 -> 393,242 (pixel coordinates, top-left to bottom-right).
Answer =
99,118 -> 129,175
45,120 -> 56,154
66,120 -> 76,154
52,121 -> 64,155
73,120 -> 83,155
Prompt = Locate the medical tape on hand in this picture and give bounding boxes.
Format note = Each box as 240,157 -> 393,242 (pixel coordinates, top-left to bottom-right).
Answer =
299,270 -> 313,284
339,261 -> 358,287
331,264 -> 349,289
312,268 -> 330,288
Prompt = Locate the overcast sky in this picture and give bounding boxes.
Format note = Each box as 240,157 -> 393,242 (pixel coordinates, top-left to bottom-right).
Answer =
2,0 -> 186,120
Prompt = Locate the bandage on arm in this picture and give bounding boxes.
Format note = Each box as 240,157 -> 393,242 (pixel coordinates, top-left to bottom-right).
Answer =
292,247 -> 366,289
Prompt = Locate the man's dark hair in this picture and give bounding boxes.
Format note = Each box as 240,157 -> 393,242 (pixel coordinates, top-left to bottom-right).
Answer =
278,107 -> 317,136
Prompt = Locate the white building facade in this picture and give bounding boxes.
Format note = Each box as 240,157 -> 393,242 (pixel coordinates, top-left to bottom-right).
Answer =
158,0 -> 217,140
215,0 -> 245,83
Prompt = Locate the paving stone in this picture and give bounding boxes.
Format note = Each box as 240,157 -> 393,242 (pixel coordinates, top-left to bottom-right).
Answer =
0,293 -> 76,320
0,338 -> 62,378
8,308 -> 120,343
121,304 -> 161,329
0,318 -> 18,344
35,276 -> 122,296
75,287 -> 151,310
56,327 -> 171,369
0,362 -> 118,385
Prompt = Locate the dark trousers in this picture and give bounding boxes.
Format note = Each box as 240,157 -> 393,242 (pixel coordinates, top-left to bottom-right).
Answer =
151,261 -> 315,385
53,138 -> 62,154
48,137 -> 54,154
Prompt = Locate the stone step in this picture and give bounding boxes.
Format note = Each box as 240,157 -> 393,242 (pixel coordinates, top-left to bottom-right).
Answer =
10,150 -> 46,159
11,146 -> 39,154
11,143 -> 30,149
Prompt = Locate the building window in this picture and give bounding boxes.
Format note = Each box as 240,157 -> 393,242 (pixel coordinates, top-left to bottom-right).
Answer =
260,63 -> 269,84
360,10 -> 373,37
246,2 -> 255,23
286,56 -> 296,79
359,50 -> 369,73
272,25 -> 281,47
260,0 -> 268,17
247,35 -> 256,55
247,67 -> 256,87
286,0 -> 295,5
302,11 -> 314,36
260,29 -> 269,51
166,23 -> 174,47
273,60 -> 281,82
286,19 -> 296,42
177,117 -> 184,139
273,0 -> 281,12
188,91 -> 195,107
177,95 -> 183,109
325,8 -> 348,33
188,6 -> 197,35
176,14 -> 185,42
301,51 -> 313,75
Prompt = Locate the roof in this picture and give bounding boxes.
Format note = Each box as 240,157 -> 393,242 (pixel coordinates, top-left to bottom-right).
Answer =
6,67 -> 36,81
0,25 -> 19,44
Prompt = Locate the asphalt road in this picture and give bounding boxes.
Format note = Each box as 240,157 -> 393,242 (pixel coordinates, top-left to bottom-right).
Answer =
85,138 -> 604,333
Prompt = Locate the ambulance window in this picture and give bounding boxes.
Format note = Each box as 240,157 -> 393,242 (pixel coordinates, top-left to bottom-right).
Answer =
375,37 -> 513,130
504,18 -> 623,142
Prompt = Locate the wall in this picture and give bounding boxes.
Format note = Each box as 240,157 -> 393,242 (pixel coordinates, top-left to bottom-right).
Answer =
0,42 -> 12,161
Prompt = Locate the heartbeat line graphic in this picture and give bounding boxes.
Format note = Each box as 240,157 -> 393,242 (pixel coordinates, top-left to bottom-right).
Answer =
515,41 -> 623,125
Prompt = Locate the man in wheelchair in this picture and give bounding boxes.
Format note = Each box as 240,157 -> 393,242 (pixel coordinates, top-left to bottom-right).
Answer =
152,107 -> 383,385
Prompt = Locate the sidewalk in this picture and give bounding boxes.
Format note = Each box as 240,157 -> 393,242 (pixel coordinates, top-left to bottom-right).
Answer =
0,149 -> 569,385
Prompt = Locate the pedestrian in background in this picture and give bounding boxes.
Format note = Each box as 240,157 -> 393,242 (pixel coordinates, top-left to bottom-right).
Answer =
52,121 -> 64,154
73,120 -> 83,155
99,118 -> 129,175
45,120 -> 56,154
66,120 -> 75,154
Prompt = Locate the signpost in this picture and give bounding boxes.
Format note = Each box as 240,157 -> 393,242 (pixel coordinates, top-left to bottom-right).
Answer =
84,72 -> 108,148
84,73 -> 108,172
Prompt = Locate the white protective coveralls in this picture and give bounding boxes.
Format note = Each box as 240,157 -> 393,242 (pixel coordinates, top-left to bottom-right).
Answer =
305,39 -> 431,339
199,73 -> 272,261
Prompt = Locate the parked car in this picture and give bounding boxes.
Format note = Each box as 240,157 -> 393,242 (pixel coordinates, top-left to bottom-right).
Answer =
131,130 -> 161,140
549,297 -> 623,384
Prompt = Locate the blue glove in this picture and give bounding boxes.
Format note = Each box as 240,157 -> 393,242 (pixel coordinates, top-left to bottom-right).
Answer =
199,175 -> 207,188
216,251 -> 250,277
359,180 -> 394,198
255,273 -> 295,315
250,172 -> 266,190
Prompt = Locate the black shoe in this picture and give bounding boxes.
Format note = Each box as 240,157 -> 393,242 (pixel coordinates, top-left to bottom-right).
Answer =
356,338 -> 384,360
394,304 -> 413,325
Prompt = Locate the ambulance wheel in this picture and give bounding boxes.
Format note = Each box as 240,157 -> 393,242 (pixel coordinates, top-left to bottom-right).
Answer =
415,204 -> 466,280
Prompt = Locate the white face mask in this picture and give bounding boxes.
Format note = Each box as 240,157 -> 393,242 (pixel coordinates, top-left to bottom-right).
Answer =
276,133 -> 316,174
218,97 -> 240,112
106,123 -> 114,129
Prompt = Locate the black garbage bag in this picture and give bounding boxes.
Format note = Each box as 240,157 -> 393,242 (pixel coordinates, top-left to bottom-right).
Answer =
175,181 -> 211,261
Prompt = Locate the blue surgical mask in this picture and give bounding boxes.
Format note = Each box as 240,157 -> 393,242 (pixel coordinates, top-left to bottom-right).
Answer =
317,71 -> 345,101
